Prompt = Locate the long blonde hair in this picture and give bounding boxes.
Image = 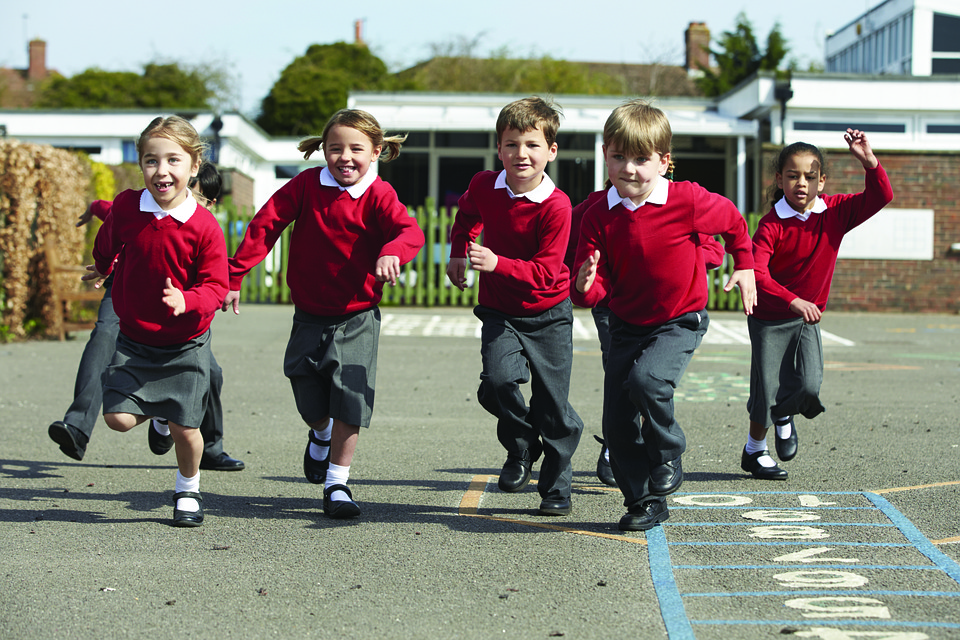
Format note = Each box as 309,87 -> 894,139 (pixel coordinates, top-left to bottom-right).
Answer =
297,109 -> 406,163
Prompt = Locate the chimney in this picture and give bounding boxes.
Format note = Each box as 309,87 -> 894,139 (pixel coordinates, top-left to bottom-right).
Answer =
354,20 -> 366,47
28,39 -> 47,81
684,22 -> 711,75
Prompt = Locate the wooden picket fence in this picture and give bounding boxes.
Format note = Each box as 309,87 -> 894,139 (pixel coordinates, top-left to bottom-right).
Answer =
222,199 -> 759,312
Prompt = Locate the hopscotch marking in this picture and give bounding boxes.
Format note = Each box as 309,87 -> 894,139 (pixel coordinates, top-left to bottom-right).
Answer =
649,491 -> 960,638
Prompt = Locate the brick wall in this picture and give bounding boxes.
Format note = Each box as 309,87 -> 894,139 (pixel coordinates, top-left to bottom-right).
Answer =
225,169 -> 255,213
759,145 -> 960,313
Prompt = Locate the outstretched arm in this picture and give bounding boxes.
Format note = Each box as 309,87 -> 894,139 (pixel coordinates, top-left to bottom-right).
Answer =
844,128 -> 878,170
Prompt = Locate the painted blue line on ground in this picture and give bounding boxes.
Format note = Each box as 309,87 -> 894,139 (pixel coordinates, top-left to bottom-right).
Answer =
673,491 -> 864,496
672,506 -> 873,510
666,522 -> 894,527
865,491 -> 960,586
674,564 -> 937,570
691,619 -> 960,629
682,590 -> 960,597
670,541 -> 911,547
646,525 -> 695,640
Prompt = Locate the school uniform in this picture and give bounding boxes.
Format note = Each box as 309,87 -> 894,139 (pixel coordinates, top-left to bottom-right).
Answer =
574,177 -> 754,508
228,167 -> 424,427
93,189 -> 228,429
451,170 -> 584,502
748,163 -> 894,427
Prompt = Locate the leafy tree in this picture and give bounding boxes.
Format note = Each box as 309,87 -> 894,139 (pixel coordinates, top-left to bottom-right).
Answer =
36,62 -> 217,109
696,13 -> 790,97
256,42 -> 396,136
401,38 -> 623,94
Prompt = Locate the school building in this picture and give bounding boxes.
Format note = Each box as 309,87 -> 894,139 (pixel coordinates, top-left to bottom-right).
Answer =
2,5 -> 959,312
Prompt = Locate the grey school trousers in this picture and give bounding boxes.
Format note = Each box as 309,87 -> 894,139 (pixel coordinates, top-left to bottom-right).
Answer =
474,298 -> 584,501
603,309 -> 709,508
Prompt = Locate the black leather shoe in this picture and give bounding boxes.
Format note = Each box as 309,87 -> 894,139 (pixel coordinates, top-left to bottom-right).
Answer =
593,435 -> 617,487
649,457 -> 683,496
498,450 -> 534,493
200,452 -> 245,471
303,429 -> 330,484
323,484 -> 361,519
774,419 -> 798,461
538,496 -> 572,516
48,421 -> 87,461
172,491 -> 204,527
741,447 -> 788,480
148,420 -> 174,456
619,500 -> 669,531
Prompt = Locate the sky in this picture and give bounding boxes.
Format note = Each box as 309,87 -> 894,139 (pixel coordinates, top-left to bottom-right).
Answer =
1,0 -> 878,116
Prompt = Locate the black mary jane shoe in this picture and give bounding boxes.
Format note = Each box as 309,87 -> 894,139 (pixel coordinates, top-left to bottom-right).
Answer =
172,491 -> 204,527
774,419 -> 798,462
619,500 -> 669,531
593,435 -> 617,487
649,457 -> 683,496
740,447 -> 788,480
323,484 -> 361,519
303,429 -> 331,485
148,420 -> 174,456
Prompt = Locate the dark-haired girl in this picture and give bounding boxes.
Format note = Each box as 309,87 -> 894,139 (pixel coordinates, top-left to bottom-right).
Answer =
741,129 -> 893,480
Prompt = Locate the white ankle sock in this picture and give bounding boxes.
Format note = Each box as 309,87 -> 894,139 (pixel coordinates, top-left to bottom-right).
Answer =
604,447 -> 610,463
175,470 -> 200,512
745,436 -> 776,467
309,418 -> 333,460
774,417 -> 793,439
325,463 -> 350,502
152,418 -> 170,437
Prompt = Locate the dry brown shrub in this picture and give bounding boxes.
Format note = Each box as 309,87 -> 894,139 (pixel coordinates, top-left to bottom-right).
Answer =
0,139 -> 92,339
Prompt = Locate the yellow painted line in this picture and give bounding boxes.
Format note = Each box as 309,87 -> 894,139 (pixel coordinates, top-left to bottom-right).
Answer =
872,480 -> 960,494
458,474 -> 647,545
824,361 -> 921,371
871,481 -> 960,545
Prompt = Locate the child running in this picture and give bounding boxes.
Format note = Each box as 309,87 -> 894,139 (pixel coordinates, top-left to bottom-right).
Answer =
85,116 -> 229,527
566,168 -> 726,488
447,96 -> 583,516
222,109 -> 424,518
50,162 -> 244,472
574,99 -> 756,531
741,129 -> 893,480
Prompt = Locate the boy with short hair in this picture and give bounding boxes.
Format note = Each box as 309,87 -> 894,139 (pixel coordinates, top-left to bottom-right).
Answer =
574,99 -> 757,531
447,96 -> 583,516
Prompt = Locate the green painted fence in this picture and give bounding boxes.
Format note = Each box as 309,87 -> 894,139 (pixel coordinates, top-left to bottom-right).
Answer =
222,198 -> 759,312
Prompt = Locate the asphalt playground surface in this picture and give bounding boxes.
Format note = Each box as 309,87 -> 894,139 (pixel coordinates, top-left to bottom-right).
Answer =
1,306 -> 959,639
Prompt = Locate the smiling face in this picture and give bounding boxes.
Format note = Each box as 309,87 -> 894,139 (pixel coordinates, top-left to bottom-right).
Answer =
497,126 -> 558,194
139,135 -> 200,211
323,124 -> 382,187
776,152 -> 827,213
603,144 -> 670,205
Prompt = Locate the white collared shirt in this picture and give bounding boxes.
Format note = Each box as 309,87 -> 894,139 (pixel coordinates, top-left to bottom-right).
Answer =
774,195 -> 827,222
606,174 -> 669,211
140,189 -> 196,223
494,170 -> 556,203
320,165 -> 378,199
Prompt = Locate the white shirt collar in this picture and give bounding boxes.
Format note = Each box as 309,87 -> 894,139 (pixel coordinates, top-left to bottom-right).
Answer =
320,166 -> 377,199
606,174 -> 669,211
494,170 -> 556,203
775,195 -> 827,222
140,189 -> 196,223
